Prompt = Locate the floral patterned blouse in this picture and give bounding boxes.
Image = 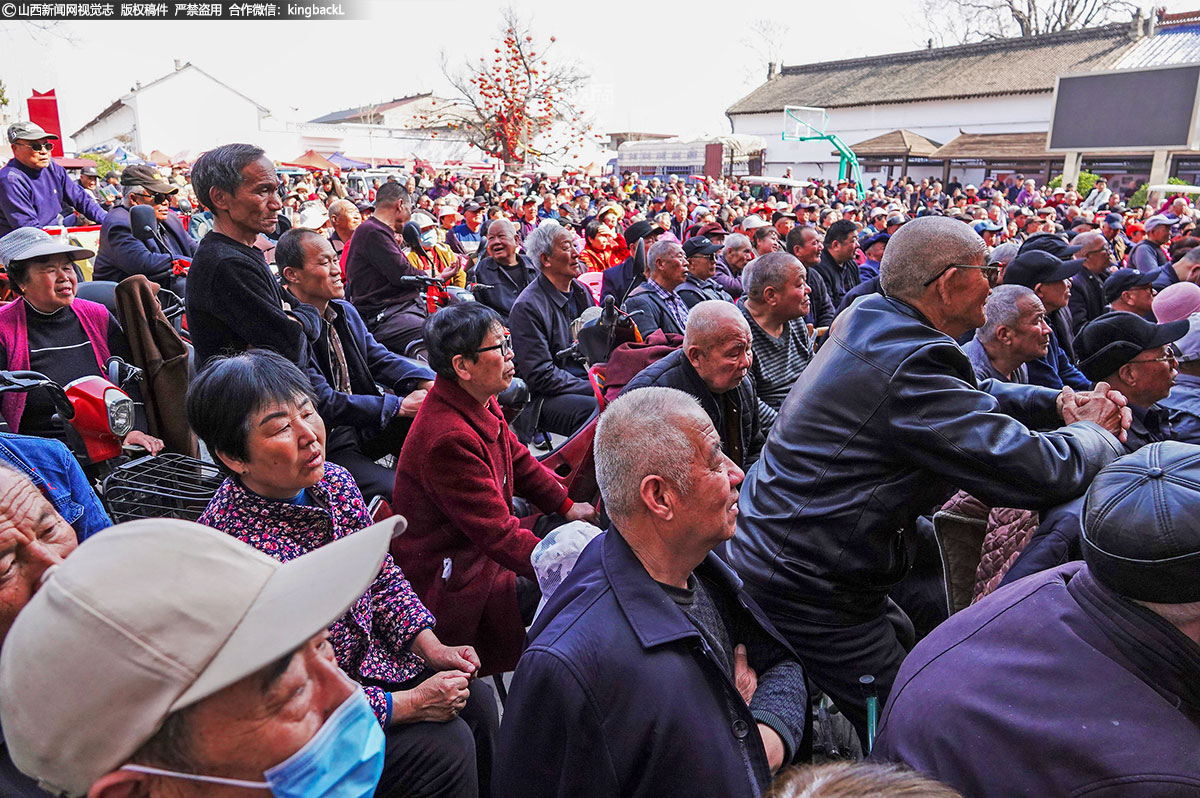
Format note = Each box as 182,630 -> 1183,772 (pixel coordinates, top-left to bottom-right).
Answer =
198,463 -> 435,725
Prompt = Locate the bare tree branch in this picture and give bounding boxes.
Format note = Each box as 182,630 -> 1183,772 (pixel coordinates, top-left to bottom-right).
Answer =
435,6 -> 591,165
919,0 -> 1137,44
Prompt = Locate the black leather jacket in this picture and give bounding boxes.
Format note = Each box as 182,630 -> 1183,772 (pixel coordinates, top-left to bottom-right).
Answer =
725,293 -> 1123,624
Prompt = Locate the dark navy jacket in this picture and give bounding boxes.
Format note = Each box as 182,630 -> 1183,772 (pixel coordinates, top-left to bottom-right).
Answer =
94,207 -> 196,285
599,255 -> 641,305
509,273 -> 595,398
1159,372 -> 1200,445
622,282 -> 685,338
875,564 -> 1200,797
288,296 -> 433,435
726,293 -> 1123,626
1027,324 -> 1090,391
494,529 -> 800,798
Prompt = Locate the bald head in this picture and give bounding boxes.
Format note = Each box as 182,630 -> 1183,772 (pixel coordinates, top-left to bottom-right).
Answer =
880,216 -> 988,301
684,299 -> 750,349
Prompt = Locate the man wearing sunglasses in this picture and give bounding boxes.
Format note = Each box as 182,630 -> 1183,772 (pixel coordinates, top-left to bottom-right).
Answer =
1075,311 -> 1190,452
0,122 -> 107,237
93,165 -> 195,294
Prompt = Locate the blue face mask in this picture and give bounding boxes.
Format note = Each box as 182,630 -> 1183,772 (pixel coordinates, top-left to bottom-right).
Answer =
420,230 -> 438,249
122,689 -> 385,798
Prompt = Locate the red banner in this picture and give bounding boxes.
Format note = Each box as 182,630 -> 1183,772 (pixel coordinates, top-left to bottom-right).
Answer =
27,89 -> 64,157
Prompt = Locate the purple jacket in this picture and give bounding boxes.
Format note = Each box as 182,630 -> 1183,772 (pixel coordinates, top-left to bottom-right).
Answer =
198,463 -> 436,725
0,158 -> 107,236
874,563 -> 1200,797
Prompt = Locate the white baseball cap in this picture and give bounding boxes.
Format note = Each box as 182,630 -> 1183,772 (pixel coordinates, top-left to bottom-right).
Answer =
0,517 -> 403,796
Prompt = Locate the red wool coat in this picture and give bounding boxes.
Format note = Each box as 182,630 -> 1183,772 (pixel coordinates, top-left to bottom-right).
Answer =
392,376 -> 569,675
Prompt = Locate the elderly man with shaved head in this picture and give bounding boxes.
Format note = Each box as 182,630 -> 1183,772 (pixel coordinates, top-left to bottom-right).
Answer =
494,387 -> 807,798
326,198 -> 361,260
726,216 -> 1134,746
623,300 -> 762,468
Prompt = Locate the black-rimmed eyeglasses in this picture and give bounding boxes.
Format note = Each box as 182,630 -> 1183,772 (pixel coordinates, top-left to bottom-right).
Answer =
476,334 -> 513,357
923,263 -> 1001,288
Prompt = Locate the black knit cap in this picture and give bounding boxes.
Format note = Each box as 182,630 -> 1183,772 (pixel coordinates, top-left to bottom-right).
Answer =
1082,441 -> 1200,603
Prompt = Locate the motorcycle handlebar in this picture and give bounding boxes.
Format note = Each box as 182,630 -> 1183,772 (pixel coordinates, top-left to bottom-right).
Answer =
398,274 -> 442,288
0,370 -> 75,420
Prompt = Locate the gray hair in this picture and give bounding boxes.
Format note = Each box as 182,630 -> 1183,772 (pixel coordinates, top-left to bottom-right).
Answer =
744,252 -> 801,302
487,218 -> 517,238
1181,247 -> 1200,268
977,285 -> 1040,343
190,143 -> 265,210
684,300 -> 750,350
525,222 -> 572,270
723,233 -> 750,253
880,216 -> 988,301
327,198 -> 357,221
987,242 -> 1019,268
594,387 -> 707,526
1072,231 -> 1107,256
646,239 -> 680,276
122,184 -> 149,203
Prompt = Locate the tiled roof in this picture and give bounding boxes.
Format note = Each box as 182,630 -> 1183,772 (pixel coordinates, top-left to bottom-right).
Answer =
309,94 -> 432,124
839,129 -> 942,156
1113,22 -> 1200,68
931,132 -> 1056,160
928,131 -> 1144,160
727,24 -> 1137,115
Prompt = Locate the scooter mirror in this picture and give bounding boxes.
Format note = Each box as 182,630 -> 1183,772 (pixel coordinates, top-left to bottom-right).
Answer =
130,204 -> 159,244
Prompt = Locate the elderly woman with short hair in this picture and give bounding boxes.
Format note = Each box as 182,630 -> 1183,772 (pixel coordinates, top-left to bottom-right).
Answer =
393,303 -> 596,676
0,227 -> 162,454
189,348 -> 497,798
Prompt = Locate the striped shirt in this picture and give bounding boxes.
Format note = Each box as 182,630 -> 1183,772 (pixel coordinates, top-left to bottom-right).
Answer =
648,279 -> 691,334
738,300 -> 813,428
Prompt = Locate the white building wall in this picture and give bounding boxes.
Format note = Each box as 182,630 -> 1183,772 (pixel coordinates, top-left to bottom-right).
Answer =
71,104 -> 137,152
729,92 -> 1053,181
133,69 -> 262,157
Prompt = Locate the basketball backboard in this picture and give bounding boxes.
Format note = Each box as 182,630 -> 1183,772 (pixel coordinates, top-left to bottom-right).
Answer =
782,106 -> 830,141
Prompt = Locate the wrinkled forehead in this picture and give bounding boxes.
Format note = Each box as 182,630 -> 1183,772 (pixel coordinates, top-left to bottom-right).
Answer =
0,470 -> 57,539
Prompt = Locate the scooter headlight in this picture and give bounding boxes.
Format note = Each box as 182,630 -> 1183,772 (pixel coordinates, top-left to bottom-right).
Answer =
104,388 -> 134,437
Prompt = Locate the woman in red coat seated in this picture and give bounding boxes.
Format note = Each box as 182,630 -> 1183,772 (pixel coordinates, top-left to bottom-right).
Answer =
393,303 -> 597,675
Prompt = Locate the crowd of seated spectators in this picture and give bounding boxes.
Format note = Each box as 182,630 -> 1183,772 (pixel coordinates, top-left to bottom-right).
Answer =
0,126 -> 1198,798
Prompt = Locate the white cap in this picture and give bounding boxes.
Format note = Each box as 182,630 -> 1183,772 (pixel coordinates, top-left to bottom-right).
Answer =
298,204 -> 329,229
741,215 -> 769,231
0,517 -> 403,796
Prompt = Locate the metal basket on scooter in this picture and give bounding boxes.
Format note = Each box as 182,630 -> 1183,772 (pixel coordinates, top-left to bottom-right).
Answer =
102,452 -> 226,523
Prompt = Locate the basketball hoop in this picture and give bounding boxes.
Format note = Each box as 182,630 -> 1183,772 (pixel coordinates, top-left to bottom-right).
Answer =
782,106 -> 830,141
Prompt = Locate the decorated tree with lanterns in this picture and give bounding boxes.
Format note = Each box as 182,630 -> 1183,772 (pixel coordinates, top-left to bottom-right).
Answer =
432,7 -> 593,167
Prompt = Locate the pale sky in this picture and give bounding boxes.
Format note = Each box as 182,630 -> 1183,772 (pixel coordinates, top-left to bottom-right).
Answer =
0,0 -> 1188,149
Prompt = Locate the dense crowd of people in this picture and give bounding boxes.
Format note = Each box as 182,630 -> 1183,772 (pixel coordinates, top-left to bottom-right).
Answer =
0,116 -> 1197,798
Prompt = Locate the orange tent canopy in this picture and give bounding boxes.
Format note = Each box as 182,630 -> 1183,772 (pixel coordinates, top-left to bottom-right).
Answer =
282,150 -> 338,172
148,150 -> 173,166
